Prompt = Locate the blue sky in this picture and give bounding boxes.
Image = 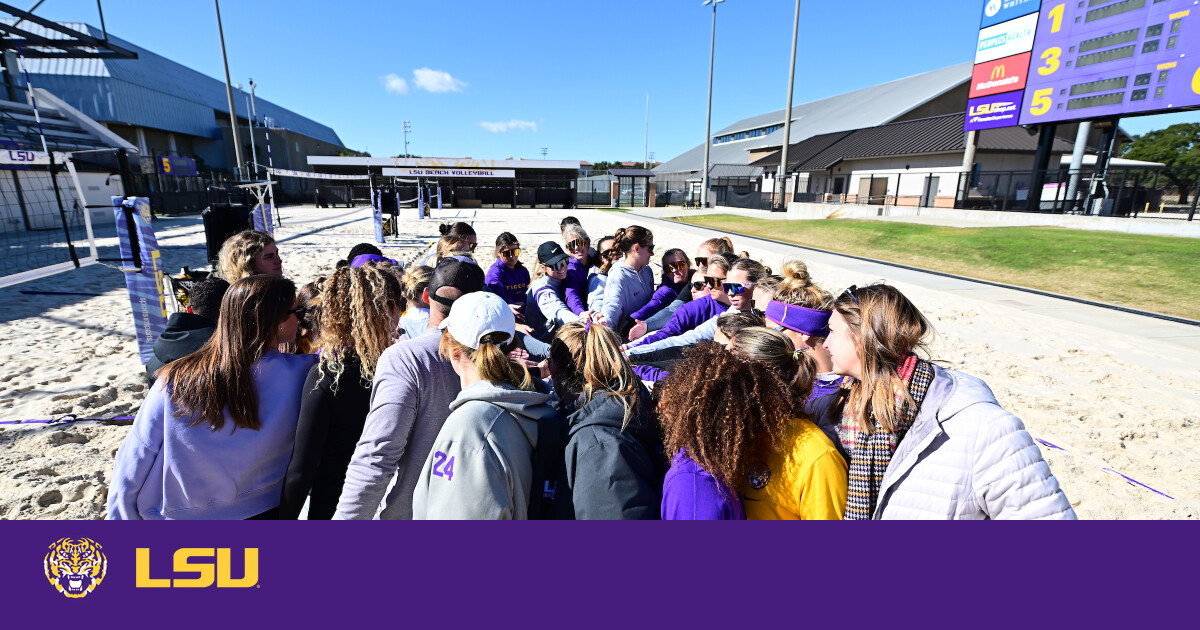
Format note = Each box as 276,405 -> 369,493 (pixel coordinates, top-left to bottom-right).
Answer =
29,0 -> 1200,161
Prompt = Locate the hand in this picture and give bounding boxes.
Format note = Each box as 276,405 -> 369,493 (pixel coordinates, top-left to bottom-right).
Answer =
509,303 -> 525,324
508,347 -> 531,363
628,319 -> 648,341
537,359 -> 550,379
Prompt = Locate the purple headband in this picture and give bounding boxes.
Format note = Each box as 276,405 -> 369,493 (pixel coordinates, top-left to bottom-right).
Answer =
765,300 -> 831,337
351,254 -> 399,268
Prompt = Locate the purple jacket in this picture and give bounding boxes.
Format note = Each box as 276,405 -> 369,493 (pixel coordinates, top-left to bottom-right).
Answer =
661,449 -> 744,520
630,295 -> 725,349
633,364 -> 670,383
563,257 -> 589,315
809,374 -> 845,402
630,281 -> 687,322
485,259 -> 531,308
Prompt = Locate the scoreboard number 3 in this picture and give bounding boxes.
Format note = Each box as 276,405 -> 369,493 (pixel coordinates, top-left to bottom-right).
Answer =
1038,47 -> 1061,76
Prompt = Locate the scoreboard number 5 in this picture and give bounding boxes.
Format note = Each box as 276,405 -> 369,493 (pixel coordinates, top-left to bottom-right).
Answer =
1030,89 -> 1053,116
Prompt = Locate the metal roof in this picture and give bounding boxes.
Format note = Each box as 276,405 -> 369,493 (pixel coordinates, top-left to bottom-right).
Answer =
7,20 -> 343,146
609,168 -> 655,177
686,164 -> 764,181
750,114 -> 1076,172
654,62 -> 973,175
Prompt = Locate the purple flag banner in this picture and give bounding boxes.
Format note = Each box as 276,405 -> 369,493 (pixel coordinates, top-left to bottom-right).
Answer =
371,189 -> 385,244
113,197 -> 166,365
252,203 -> 275,236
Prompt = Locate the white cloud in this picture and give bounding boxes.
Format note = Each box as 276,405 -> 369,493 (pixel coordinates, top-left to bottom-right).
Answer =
413,68 -> 467,93
479,120 -> 539,133
381,73 -> 409,95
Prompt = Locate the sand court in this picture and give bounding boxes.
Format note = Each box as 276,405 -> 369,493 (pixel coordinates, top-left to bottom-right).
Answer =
1,204 -> 1196,519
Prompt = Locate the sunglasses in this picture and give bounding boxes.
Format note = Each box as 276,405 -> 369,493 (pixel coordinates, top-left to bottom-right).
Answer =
702,276 -> 722,289
565,238 -> 587,252
467,242 -> 478,252
695,256 -> 708,268
721,282 -> 756,296
666,261 -> 690,273
546,259 -> 569,272
644,243 -> 655,255
602,248 -> 619,260
500,247 -> 521,258
843,284 -> 861,306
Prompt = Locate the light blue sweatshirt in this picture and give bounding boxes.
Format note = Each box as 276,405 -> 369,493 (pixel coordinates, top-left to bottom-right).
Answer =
107,350 -> 317,519
398,307 -> 430,341
600,261 -> 655,329
627,305 -> 744,356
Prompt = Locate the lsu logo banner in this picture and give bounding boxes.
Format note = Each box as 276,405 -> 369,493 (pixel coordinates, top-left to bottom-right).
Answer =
113,197 -> 167,365
44,537 -> 107,598
965,90 -> 1025,131
969,52 -> 1032,98
136,548 -> 259,588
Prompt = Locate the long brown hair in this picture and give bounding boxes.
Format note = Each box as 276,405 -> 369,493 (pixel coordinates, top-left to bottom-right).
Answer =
833,283 -> 933,432
729,326 -> 817,407
550,322 -> 640,427
657,343 -> 793,490
160,275 -> 296,431
316,265 -> 404,389
612,225 -> 652,255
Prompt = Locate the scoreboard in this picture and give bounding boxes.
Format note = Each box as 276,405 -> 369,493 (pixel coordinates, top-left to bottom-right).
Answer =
965,0 -> 1200,131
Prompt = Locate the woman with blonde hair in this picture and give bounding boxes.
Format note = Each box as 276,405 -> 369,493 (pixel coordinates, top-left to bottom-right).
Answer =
436,235 -> 475,263
412,292 -> 556,519
217,230 -> 282,281
109,275 -> 316,519
727,327 -> 847,520
817,283 -> 1075,520
764,259 -> 843,400
397,265 -> 433,341
544,321 -> 661,519
279,264 -> 405,519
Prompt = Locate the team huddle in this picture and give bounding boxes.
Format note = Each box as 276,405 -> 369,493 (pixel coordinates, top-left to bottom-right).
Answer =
108,216 -> 1076,520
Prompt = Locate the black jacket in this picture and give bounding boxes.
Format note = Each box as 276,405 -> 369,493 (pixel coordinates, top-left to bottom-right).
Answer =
279,355 -> 373,519
802,392 -> 850,463
561,385 -> 662,520
144,312 -> 217,387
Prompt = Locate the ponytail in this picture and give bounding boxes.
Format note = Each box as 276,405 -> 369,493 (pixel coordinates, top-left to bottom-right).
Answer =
729,326 -> 819,409
550,321 -> 640,427
439,331 -> 534,391
612,225 -> 652,255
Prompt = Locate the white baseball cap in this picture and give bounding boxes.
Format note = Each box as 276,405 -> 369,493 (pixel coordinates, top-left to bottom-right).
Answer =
438,291 -> 516,349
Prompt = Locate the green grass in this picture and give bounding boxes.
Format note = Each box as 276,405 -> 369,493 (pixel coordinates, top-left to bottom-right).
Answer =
599,207 -> 632,212
672,214 -> 1200,320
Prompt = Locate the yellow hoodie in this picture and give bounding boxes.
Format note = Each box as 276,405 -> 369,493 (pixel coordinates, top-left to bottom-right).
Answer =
739,418 -> 848,520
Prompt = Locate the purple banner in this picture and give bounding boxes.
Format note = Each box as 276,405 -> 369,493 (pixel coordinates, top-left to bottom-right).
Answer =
1019,0 -> 1200,125
965,90 -> 1025,130
371,189 -> 385,244
113,197 -> 167,365
251,203 -> 274,236
2,521 -> 1196,626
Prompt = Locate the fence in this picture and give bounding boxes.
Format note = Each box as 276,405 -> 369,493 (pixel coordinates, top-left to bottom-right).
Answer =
577,176 -> 612,206
791,166 -> 1199,221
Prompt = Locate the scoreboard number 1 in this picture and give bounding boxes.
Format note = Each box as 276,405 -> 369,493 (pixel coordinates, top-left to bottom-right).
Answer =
1047,4 -> 1064,34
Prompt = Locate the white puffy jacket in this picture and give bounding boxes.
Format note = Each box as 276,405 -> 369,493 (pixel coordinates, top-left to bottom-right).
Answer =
867,365 -> 1076,520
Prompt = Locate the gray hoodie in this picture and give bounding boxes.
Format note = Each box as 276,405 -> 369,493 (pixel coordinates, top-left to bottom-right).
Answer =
600,261 -> 655,328
412,380 -> 557,520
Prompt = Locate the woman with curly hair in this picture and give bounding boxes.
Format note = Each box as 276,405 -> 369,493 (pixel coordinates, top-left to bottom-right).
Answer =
217,230 -> 282,281
656,343 -> 795,520
727,327 -> 847,520
279,263 -> 405,519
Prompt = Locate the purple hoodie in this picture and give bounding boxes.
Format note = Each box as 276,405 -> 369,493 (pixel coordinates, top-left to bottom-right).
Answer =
563,257 -> 589,315
485,258 -> 531,308
661,449 -> 744,520
629,294 -> 726,349
630,280 -> 687,322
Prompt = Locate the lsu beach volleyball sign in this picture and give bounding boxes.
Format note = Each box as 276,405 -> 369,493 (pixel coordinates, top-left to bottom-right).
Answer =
113,197 -> 167,365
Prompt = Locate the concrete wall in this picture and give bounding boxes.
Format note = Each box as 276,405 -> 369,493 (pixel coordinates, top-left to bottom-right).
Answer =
783,201 -> 1200,238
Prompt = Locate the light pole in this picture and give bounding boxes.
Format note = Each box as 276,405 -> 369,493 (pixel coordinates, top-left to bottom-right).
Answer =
248,79 -> 260,179
701,0 -> 725,208
777,0 -> 800,210
214,0 -> 244,181
402,120 -> 411,157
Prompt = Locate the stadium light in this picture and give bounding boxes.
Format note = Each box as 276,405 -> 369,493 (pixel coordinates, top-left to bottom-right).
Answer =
700,0 -> 725,208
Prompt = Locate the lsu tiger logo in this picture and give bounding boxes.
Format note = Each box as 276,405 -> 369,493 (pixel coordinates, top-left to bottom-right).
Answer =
44,537 -> 107,598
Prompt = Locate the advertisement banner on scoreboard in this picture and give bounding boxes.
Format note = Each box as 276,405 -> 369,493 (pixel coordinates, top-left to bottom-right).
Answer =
970,51 -> 1033,98
965,90 -> 1025,130
980,0 -> 1042,29
113,197 -> 167,365
976,11 -> 1039,63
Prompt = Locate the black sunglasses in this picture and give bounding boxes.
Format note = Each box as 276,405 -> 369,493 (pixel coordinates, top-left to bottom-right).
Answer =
602,248 -> 619,260
666,260 -> 690,273
500,247 -> 520,258
695,256 -> 708,268
565,238 -> 587,252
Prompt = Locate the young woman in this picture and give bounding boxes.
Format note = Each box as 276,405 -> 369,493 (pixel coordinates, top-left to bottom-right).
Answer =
525,242 -> 587,341
626,249 -> 691,341
108,275 -> 317,519
693,236 -> 734,276
641,237 -> 735,333
547,321 -> 662,519
397,265 -> 433,341
562,222 -> 601,314
657,343 -> 793,520
217,230 -> 282,281
633,311 -> 763,385
439,221 -> 478,249
289,277 -> 324,354
436,235 -> 475,263
764,260 -> 843,401
816,283 -> 1076,520
727,327 -> 847,520
485,232 -> 530,316
279,265 -> 405,520
627,254 -> 732,347
754,275 -> 782,312
587,235 -> 616,313
626,257 -> 764,356
599,225 -> 656,335
412,292 -> 556,519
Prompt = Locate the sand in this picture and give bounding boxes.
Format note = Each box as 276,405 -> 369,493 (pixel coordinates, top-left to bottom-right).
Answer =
1,204 -> 1197,519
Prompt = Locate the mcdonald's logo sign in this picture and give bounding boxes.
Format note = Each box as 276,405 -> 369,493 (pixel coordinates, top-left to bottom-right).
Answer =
970,52 -> 1031,99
